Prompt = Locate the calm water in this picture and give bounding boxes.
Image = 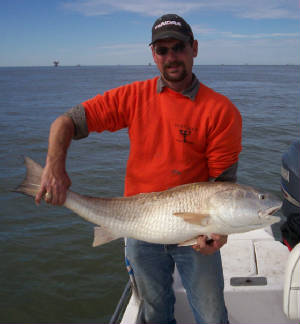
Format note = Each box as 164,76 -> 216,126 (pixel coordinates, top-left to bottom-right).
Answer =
0,65 -> 299,323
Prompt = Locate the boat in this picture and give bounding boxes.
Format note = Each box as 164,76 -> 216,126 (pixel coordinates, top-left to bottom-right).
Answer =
110,231 -> 300,324
111,229 -> 299,324
110,142 -> 300,324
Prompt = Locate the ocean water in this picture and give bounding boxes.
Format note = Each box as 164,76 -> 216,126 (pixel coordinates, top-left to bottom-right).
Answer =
0,65 -> 299,323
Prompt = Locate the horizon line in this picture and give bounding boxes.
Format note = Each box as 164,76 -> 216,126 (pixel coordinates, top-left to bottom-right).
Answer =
1,63 -> 299,68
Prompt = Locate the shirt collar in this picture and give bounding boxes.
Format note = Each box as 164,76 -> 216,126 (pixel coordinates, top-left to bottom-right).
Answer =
157,74 -> 200,101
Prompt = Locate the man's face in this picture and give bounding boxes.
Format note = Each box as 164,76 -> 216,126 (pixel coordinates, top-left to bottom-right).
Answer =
152,38 -> 198,83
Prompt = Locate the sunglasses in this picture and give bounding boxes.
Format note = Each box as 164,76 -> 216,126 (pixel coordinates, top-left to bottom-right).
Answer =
154,42 -> 186,56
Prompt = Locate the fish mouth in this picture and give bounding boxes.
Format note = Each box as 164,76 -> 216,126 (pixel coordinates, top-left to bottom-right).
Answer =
258,204 -> 282,224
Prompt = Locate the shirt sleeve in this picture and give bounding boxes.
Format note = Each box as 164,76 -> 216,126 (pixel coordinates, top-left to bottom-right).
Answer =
206,98 -> 242,179
82,85 -> 132,133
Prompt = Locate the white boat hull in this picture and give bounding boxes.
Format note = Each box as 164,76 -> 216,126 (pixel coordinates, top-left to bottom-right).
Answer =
120,228 -> 299,324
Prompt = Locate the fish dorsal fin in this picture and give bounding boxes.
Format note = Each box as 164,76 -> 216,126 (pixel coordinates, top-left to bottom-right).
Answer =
173,212 -> 210,225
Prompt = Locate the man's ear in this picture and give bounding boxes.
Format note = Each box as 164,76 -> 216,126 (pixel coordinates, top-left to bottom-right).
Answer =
151,45 -> 158,64
193,40 -> 198,58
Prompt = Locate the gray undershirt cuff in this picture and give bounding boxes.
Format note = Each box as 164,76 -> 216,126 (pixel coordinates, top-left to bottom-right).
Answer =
209,162 -> 239,183
64,104 -> 89,140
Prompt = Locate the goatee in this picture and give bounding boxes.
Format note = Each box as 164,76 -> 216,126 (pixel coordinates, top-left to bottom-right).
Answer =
163,61 -> 187,82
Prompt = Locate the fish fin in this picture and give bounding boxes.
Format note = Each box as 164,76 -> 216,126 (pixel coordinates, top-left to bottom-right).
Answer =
178,234 -> 213,247
173,212 -> 211,225
13,157 -> 43,198
178,237 -> 198,246
92,226 -> 120,247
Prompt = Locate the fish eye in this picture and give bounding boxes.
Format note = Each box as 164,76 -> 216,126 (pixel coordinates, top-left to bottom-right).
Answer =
259,194 -> 265,200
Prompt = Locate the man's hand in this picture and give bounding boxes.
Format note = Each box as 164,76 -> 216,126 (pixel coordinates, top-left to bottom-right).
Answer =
35,115 -> 74,206
192,234 -> 228,255
35,160 -> 71,206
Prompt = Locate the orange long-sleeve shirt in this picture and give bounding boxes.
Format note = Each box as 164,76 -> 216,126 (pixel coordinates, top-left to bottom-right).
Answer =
82,76 -> 242,196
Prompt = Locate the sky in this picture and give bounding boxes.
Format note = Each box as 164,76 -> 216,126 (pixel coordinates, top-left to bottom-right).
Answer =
0,0 -> 299,66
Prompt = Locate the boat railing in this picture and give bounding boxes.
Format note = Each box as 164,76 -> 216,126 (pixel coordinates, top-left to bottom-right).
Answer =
109,280 -> 132,324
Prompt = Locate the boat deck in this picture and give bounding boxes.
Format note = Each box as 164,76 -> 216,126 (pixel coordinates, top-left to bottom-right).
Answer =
121,228 -> 298,324
173,229 -> 297,324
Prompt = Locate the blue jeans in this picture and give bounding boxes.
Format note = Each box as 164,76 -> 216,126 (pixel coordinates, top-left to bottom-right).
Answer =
126,238 -> 228,324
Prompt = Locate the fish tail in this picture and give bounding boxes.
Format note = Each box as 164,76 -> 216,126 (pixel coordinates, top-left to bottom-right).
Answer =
14,157 -> 43,198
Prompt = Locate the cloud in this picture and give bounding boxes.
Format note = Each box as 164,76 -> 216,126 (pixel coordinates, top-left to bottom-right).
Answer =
235,0 -> 299,19
61,0 -> 206,16
61,0 -> 299,19
195,37 -> 300,65
229,33 -> 299,39
192,25 -> 299,39
96,42 -> 147,54
72,36 -> 299,65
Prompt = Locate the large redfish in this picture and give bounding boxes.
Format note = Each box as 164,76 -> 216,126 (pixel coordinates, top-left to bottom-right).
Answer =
15,157 -> 281,246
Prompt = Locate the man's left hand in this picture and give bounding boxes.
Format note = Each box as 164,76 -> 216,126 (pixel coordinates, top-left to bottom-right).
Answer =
192,234 -> 228,255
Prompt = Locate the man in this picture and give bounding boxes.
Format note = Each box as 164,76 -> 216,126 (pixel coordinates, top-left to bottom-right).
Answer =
36,14 -> 242,324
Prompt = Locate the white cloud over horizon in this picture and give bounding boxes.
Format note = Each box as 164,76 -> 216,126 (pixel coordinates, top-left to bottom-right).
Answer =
58,0 -> 299,66
62,0 -> 299,20
192,25 -> 299,39
0,0 -> 298,66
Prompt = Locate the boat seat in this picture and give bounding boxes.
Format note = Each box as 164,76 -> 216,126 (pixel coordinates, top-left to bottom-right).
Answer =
283,242 -> 300,320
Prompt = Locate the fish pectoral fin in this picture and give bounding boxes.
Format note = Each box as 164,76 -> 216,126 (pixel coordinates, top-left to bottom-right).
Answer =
92,226 -> 120,247
173,212 -> 211,225
178,237 -> 198,246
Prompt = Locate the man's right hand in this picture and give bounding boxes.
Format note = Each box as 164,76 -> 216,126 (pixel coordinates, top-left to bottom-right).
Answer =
35,115 -> 75,206
35,160 -> 71,206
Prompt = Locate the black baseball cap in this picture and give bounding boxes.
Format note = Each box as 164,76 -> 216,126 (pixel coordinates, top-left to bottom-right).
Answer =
150,14 -> 194,45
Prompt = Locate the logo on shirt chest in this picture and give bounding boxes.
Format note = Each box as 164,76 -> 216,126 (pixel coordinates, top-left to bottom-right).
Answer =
175,123 -> 198,144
